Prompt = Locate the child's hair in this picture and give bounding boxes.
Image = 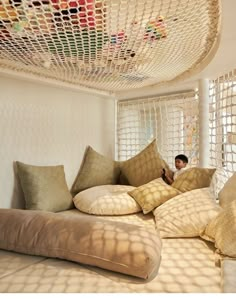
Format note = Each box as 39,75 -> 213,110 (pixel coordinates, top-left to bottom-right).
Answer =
175,154 -> 188,163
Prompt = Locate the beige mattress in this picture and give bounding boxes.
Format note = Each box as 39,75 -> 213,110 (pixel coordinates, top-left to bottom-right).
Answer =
0,209 -> 221,293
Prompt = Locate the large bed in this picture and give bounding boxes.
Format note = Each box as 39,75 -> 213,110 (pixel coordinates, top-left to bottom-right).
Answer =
1,143 -> 236,293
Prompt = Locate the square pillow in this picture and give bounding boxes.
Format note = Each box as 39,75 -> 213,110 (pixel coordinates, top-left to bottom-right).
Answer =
201,201 -> 236,258
16,161 -> 73,212
120,139 -> 171,187
153,188 -> 221,238
73,185 -> 141,215
218,173 -> 236,208
172,167 -> 216,192
71,146 -> 120,196
128,178 -> 181,214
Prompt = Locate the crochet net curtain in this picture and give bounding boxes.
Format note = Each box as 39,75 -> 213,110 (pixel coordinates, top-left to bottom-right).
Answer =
0,0 -> 220,92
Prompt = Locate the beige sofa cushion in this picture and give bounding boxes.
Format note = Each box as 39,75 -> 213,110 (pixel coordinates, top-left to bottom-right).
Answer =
120,140 -> 171,187
218,173 -> 236,208
71,146 -> 120,196
201,201 -> 236,258
16,161 -> 73,212
153,188 -> 221,238
0,209 -> 162,279
73,185 -> 141,215
172,167 -> 216,192
128,178 -> 181,214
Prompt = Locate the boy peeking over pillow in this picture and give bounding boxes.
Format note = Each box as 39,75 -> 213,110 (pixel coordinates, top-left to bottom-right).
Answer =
162,154 -> 189,185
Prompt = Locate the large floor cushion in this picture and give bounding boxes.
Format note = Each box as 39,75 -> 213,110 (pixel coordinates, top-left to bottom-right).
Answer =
0,209 -> 162,279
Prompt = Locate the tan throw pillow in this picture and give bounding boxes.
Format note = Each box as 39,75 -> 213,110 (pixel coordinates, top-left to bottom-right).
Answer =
201,201 -> 236,258
120,139 -> 171,187
16,161 -> 73,212
153,188 -> 221,238
128,178 -> 181,214
218,173 -> 236,208
71,146 -> 120,196
73,185 -> 141,215
0,208 -> 162,279
172,167 -> 216,193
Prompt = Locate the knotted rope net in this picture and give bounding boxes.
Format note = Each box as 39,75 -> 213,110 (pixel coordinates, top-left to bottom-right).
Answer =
0,0 -> 220,92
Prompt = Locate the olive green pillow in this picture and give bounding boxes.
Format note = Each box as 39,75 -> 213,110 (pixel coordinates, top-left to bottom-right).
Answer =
71,146 -> 120,196
16,161 -> 73,212
120,140 -> 171,187
172,167 -> 216,193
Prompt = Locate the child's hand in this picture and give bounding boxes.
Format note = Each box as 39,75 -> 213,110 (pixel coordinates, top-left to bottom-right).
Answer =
161,169 -> 166,179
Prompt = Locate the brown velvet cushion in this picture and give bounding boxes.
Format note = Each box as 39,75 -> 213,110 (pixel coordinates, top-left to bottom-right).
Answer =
71,146 -> 120,196
16,161 -> 73,212
172,167 -> 216,192
120,140 -> 171,187
0,209 -> 162,279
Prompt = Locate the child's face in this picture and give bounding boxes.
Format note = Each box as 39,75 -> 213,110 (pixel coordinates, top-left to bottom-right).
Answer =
175,159 -> 187,170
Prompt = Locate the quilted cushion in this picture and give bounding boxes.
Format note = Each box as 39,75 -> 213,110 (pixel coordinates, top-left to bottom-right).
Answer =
16,161 -> 73,212
71,146 -> 120,196
120,140 -> 171,187
73,185 -> 141,215
153,188 -> 221,238
0,209 -> 162,279
128,178 -> 181,214
172,167 -> 216,193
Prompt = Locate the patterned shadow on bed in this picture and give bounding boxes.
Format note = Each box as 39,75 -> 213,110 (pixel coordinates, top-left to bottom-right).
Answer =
0,209 -> 162,280
0,232 -> 221,292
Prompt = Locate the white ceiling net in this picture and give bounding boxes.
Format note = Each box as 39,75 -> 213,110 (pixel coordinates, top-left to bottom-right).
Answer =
0,0 -> 220,92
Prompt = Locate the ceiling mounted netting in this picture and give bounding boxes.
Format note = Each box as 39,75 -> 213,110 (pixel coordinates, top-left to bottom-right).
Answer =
0,0 -> 220,92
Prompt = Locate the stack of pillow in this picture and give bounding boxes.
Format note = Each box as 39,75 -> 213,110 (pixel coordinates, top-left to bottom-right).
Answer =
15,139 -> 236,263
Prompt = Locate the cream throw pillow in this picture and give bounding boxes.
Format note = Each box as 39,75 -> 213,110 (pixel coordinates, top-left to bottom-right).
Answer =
71,146 -> 120,196
201,201 -> 236,258
120,139 -> 171,187
153,188 -> 221,238
172,167 -> 216,192
73,185 -> 141,215
218,173 -> 236,208
209,168 -> 231,201
128,178 -> 181,214
16,161 -> 73,212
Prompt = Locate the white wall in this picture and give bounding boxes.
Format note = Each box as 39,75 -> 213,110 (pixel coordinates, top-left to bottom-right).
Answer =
0,75 -> 115,208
